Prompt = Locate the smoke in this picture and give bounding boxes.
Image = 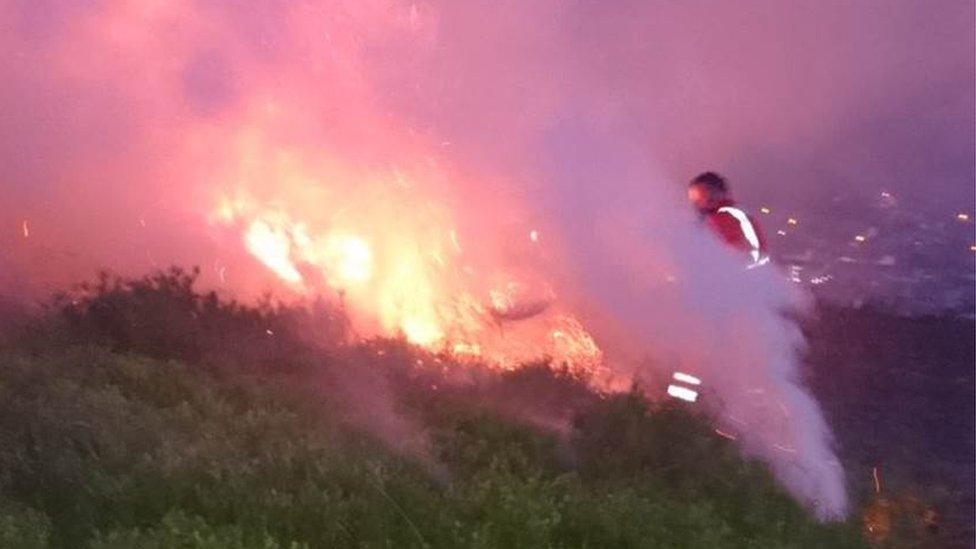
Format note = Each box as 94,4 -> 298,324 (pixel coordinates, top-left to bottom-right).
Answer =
532,117 -> 849,518
2,0 -> 971,520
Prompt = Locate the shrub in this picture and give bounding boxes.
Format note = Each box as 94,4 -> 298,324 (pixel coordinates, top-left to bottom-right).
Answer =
0,269 -> 868,547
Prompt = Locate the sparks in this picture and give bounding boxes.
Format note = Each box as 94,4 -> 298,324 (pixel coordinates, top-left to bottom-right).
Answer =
760,206 -> 771,214
777,230 -> 787,236
957,213 -> 970,222
854,235 -> 867,243
21,220 -> 29,238
787,217 -> 798,226
529,229 -> 540,243
715,429 -> 737,441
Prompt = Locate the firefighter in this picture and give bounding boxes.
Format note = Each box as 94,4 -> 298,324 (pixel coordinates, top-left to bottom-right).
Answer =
688,171 -> 769,267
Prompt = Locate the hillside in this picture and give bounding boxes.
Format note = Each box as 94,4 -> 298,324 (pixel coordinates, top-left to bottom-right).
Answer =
0,268 -> 870,547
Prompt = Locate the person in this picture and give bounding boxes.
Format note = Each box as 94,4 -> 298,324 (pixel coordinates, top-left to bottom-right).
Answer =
688,171 -> 768,267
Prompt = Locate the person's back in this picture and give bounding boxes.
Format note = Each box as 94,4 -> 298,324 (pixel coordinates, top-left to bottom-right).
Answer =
687,172 -> 768,266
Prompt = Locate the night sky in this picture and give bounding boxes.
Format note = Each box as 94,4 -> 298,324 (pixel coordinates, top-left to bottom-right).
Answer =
1,0 -> 973,309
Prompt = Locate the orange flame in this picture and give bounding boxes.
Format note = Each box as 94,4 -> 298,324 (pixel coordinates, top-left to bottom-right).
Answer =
209,144 -> 605,378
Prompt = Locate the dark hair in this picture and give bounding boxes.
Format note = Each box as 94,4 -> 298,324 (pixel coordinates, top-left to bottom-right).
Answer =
690,171 -> 728,193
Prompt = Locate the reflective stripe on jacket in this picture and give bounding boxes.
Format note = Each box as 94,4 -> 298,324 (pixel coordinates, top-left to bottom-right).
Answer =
705,200 -> 768,265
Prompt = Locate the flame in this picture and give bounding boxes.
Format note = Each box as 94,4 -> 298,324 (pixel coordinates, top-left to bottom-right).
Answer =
324,235 -> 373,284
243,218 -> 303,283
210,157 -> 604,376
153,13 -> 610,378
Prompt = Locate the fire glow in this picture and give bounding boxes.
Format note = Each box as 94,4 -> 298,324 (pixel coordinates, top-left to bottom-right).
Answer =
211,176 -> 603,374
1,0 -> 861,520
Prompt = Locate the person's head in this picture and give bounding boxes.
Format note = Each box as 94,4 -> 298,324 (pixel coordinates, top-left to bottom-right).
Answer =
688,171 -> 730,214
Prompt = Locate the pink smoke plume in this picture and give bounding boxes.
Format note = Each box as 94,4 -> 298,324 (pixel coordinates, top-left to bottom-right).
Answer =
5,0 -> 970,519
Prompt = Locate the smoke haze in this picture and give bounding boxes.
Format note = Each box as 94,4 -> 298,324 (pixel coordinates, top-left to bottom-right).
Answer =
2,0 -> 973,519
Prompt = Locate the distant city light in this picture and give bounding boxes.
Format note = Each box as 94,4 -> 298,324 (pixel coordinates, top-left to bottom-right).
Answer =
810,275 -> 833,285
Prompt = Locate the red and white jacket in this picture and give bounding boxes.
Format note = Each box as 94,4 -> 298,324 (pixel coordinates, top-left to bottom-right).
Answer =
703,199 -> 769,267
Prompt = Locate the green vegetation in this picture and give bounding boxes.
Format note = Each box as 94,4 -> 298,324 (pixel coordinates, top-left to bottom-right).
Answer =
0,268 -> 865,547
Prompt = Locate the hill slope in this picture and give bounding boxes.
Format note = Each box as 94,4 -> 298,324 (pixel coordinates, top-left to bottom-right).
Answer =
0,269 -> 864,547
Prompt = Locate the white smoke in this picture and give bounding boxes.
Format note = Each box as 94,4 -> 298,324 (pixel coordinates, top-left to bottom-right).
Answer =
15,0 -> 966,521
537,128 -> 848,518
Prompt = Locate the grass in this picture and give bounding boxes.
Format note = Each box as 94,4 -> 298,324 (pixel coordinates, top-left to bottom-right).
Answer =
0,268 -> 866,547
